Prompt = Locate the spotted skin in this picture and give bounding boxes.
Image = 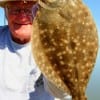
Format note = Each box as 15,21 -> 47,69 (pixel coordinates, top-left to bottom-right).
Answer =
32,0 -> 99,100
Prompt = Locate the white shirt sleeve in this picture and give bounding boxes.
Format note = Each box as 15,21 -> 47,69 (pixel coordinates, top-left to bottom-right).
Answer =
43,76 -> 72,100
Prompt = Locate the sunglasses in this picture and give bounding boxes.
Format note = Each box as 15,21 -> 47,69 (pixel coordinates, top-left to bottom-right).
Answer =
6,2 -> 38,16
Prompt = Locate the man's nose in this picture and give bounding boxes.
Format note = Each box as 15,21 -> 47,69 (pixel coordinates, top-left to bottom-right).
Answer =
19,9 -> 27,14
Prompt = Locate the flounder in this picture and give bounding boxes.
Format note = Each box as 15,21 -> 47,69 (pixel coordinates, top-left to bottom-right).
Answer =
32,0 -> 99,99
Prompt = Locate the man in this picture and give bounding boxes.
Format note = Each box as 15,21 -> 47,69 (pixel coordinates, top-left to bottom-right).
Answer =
0,0 -> 71,100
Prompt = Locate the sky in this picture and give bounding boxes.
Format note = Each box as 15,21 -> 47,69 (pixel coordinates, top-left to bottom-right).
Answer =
0,0 -> 100,100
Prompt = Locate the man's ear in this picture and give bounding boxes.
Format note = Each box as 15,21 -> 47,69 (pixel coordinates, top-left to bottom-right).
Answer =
32,3 -> 39,19
4,8 -> 8,19
4,8 -> 8,25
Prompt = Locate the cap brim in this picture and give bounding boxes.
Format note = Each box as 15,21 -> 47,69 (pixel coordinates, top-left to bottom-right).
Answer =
0,0 -> 38,8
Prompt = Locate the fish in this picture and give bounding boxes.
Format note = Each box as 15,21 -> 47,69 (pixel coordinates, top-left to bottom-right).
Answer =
31,0 -> 99,100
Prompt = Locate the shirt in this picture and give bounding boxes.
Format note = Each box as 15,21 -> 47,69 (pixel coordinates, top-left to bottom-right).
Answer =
0,25 -> 54,100
0,25 -> 72,100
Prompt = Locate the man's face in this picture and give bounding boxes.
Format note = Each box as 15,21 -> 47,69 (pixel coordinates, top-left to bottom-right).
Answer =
5,1 -> 38,43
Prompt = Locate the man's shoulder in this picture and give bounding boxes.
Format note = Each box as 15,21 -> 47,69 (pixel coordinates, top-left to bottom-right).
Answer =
0,25 -> 9,46
0,25 -> 9,39
0,25 -> 9,32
